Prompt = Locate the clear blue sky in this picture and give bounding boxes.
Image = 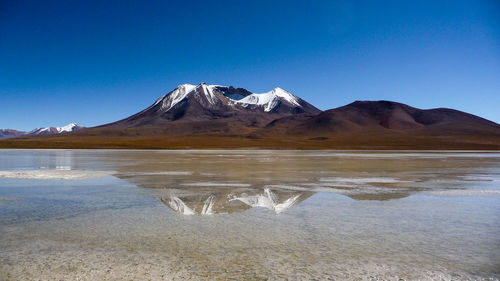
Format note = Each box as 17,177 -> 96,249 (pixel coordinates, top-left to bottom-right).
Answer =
1,0 -> 499,131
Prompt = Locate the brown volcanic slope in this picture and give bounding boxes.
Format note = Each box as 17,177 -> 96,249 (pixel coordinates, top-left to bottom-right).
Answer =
1,97 -> 499,149
255,100 -> 500,149
263,100 -> 500,134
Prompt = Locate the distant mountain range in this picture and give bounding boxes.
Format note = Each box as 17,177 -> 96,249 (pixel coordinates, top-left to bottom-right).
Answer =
0,129 -> 26,140
0,123 -> 84,139
1,83 -> 499,149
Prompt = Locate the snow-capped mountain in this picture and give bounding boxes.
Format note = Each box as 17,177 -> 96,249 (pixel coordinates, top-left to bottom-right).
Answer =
108,83 -> 320,127
0,123 -> 85,139
30,123 -> 84,135
153,83 -> 316,113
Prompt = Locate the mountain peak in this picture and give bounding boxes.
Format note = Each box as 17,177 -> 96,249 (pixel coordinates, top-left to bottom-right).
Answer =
152,83 -> 317,114
107,83 -> 321,127
178,83 -> 196,88
58,123 -> 81,132
30,123 -> 84,135
270,87 -> 301,107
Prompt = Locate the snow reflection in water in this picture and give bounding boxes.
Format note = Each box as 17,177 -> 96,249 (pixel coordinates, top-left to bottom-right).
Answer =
160,187 -> 312,215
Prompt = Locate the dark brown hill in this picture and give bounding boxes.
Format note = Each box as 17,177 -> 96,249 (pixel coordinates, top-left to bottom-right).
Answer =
262,100 -> 500,137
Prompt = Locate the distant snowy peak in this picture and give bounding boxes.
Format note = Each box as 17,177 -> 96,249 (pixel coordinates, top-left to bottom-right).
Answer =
155,83 -> 309,113
30,123 -> 84,135
0,123 -> 84,139
57,123 -> 81,133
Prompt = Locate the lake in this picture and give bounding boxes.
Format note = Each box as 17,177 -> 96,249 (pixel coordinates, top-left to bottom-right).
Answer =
0,149 -> 499,280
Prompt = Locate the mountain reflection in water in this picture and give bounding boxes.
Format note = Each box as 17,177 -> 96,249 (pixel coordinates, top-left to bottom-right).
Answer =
117,172 -> 423,208
159,187 -> 313,215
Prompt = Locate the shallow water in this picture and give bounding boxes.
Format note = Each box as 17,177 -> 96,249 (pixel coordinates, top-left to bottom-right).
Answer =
0,149 -> 499,280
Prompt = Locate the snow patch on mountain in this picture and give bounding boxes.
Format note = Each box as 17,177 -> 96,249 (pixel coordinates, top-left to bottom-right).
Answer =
58,123 -> 80,133
236,91 -> 279,112
157,83 -> 197,111
202,84 -> 218,105
233,87 -> 301,112
233,88 -> 302,112
271,87 -> 301,107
